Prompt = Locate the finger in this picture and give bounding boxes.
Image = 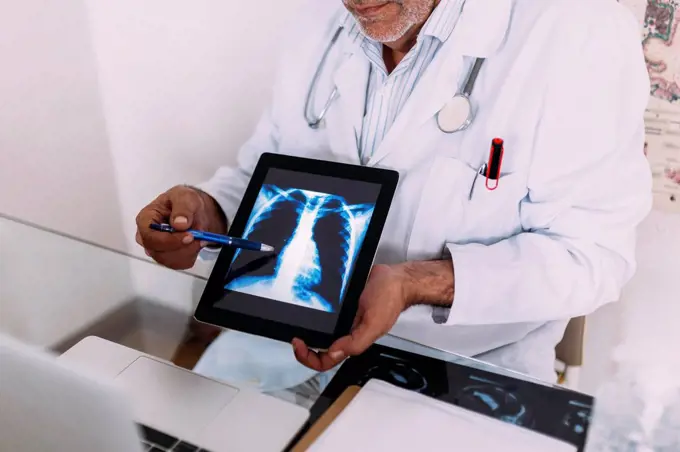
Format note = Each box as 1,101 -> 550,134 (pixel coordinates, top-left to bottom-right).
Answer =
141,228 -> 194,252
331,317 -> 381,357
168,188 -> 203,231
135,231 -> 143,247
136,198 -> 192,251
292,338 -> 323,371
147,243 -> 202,270
293,339 -> 347,372
137,206 -> 194,252
318,349 -> 346,369
148,251 -> 197,270
136,200 -> 167,232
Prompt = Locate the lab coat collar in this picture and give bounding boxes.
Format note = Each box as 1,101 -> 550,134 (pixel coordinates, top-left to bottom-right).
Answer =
454,0 -> 514,58
367,0 -> 513,167
325,22 -> 370,164
421,0 -> 465,43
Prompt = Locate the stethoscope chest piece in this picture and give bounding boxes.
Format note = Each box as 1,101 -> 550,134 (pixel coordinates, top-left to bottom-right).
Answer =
436,94 -> 474,134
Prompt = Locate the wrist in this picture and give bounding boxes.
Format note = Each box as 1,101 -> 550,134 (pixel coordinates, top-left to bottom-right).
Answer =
202,192 -> 228,234
392,260 -> 455,309
393,262 -> 419,309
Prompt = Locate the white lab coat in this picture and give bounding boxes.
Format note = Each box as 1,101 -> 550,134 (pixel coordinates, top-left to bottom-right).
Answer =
197,0 -> 652,383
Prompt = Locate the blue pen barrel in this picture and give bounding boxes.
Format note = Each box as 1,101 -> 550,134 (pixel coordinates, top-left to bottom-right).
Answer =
149,223 -> 271,251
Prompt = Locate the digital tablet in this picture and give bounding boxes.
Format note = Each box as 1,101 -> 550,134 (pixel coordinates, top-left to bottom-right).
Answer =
194,153 -> 399,349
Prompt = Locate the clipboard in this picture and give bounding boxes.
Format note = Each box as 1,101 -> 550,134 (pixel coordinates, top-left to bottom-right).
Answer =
290,385 -> 361,452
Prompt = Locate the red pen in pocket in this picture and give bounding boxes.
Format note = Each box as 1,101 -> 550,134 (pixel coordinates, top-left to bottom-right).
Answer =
485,138 -> 504,190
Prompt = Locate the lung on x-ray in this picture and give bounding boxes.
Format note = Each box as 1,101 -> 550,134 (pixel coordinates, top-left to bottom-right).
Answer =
225,185 -> 376,313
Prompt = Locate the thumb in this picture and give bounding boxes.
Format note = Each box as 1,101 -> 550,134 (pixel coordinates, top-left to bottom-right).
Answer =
329,321 -> 375,358
168,187 -> 203,231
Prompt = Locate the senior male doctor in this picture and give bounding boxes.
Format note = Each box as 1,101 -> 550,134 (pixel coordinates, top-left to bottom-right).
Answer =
136,0 -> 652,385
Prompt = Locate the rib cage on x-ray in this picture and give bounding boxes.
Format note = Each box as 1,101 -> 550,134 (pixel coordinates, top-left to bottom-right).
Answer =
226,185 -> 375,313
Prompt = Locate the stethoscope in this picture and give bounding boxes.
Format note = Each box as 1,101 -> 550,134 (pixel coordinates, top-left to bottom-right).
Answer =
303,27 -> 485,134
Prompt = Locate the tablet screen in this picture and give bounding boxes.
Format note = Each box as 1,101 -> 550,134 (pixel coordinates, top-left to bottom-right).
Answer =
214,168 -> 382,333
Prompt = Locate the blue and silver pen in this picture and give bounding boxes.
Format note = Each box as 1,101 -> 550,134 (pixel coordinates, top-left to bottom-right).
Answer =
150,223 -> 275,252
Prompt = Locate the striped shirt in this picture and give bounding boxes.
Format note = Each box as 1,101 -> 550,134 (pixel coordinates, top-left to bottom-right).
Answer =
344,0 -> 463,162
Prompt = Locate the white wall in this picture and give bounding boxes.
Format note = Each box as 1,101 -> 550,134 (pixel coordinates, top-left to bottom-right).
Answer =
619,210 -> 680,358
84,0 -> 304,261
577,210 -> 680,395
84,0 -> 305,292
0,0 -> 125,250
0,0 -> 303,260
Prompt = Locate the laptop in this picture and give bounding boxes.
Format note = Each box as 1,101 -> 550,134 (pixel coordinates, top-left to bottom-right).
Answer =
0,333 -> 309,452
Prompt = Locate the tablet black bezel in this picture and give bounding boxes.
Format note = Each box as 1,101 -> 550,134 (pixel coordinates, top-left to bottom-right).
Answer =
194,153 -> 399,349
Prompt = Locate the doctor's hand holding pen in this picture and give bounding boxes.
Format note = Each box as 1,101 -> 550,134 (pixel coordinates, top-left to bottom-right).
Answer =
135,185 -> 228,271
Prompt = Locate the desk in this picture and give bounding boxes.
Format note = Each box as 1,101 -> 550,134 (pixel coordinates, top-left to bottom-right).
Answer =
0,214 -> 592,450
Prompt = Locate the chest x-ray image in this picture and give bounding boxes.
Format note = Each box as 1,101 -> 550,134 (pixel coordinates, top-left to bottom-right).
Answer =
225,180 -> 378,313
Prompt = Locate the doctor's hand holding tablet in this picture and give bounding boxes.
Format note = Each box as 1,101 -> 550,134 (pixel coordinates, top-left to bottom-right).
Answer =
291,260 -> 455,371
136,0 -> 653,383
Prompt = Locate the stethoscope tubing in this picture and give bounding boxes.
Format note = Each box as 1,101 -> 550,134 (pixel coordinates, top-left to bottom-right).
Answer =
303,12 -> 484,134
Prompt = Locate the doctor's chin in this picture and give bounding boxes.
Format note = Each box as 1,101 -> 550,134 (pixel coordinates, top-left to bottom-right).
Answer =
2,0 -> 680,451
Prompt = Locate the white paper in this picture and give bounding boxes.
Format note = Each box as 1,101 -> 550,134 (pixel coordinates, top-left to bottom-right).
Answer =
308,379 -> 577,452
645,108 -> 680,214
619,1 -> 680,213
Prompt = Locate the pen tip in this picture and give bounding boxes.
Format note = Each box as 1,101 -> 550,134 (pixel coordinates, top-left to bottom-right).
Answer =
261,244 -> 275,252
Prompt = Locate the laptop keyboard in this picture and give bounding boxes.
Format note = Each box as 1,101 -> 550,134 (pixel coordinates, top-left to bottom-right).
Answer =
138,424 -> 213,452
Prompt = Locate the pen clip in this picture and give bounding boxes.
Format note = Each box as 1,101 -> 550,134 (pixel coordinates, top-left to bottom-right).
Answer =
485,177 -> 499,191
469,164 -> 486,200
485,138 -> 504,191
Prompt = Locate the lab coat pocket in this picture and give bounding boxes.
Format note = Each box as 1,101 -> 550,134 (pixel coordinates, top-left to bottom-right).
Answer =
453,169 -> 528,245
405,157 -> 470,261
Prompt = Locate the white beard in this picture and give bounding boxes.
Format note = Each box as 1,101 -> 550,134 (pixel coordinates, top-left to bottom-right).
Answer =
346,0 -> 436,43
